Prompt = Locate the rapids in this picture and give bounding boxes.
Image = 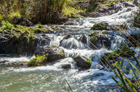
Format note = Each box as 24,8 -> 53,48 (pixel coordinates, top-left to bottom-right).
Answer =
0,1 -> 140,92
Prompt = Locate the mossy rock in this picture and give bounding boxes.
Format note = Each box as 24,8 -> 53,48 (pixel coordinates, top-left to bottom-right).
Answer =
27,55 -> 47,67
10,61 -> 28,66
73,56 -> 91,69
35,46 -> 65,62
91,22 -> 110,30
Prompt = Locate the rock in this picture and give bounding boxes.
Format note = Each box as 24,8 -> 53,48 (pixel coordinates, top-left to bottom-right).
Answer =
89,12 -> 103,17
91,22 -> 110,30
10,61 -> 28,66
0,60 -> 8,63
73,56 -> 91,69
126,8 -> 132,12
89,33 -> 112,49
97,5 -> 109,13
64,19 -> 78,25
61,64 -> 71,69
95,34 -> 112,48
79,35 -> 88,44
0,34 -> 37,56
27,55 -> 47,67
35,46 -> 65,62
123,2 -> 135,7
21,18 -> 34,26
89,3 -> 123,17
133,0 -> 139,6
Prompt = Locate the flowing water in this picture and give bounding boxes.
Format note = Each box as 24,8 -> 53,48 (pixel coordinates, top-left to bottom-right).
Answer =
0,2 -> 140,92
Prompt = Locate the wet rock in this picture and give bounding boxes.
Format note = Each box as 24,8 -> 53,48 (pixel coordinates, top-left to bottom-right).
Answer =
0,60 -> 8,63
123,2 -> 135,7
79,35 -> 88,44
89,12 -> 103,17
96,34 -> 112,48
10,62 -> 28,66
63,35 -> 72,39
0,34 -> 37,56
91,22 -> 110,30
90,3 -> 123,17
61,64 -> 71,69
133,0 -> 139,6
35,46 -> 65,62
73,56 -> 91,69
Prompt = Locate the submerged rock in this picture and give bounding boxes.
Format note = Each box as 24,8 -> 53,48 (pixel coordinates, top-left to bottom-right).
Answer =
73,56 -> 91,69
35,46 -> 65,62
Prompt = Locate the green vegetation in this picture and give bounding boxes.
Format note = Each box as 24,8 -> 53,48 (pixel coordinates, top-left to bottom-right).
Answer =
27,55 -> 48,67
134,12 -> 140,28
0,21 -> 49,36
91,22 -> 110,30
105,45 -> 140,91
102,45 -> 134,63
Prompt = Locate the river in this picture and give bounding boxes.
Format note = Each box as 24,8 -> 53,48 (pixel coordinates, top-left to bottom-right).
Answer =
0,1 -> 139,92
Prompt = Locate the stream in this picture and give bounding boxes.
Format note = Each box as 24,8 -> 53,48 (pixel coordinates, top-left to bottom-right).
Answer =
0,1 -> 140,92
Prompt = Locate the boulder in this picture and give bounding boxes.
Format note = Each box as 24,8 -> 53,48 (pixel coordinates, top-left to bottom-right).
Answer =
73,56 -> 91,69
35,46 -> 65,62
61,64 -> 71,69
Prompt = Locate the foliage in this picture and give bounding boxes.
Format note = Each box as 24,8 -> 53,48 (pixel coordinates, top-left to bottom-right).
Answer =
27,55 -> 48,66
108,45 -> 140,91
134,12 -> 140,28
102,45 -> 134,63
